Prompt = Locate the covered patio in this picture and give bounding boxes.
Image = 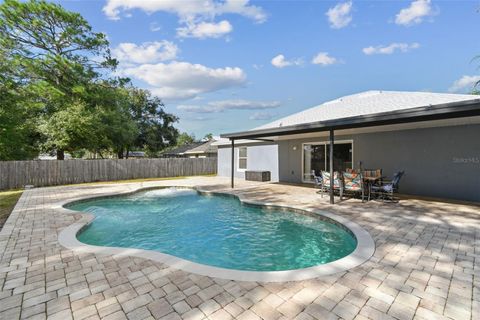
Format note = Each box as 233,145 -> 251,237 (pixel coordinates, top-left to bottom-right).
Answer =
220,91 -> 480,203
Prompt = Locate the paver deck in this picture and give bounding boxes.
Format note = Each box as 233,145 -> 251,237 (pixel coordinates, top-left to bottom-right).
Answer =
0,176 -> 478,320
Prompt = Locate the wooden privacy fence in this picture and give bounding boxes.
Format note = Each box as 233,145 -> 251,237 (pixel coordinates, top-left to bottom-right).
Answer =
0,158 -> 217,190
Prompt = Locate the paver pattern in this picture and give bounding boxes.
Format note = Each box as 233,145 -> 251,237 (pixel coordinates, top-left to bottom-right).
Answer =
0,176 -> 478,320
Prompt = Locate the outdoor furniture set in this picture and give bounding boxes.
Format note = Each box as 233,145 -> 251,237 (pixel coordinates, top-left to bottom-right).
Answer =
312,169 -> 404,202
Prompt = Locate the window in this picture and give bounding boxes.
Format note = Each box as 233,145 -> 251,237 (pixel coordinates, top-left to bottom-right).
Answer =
303,141 -> 353,182
238,147 -> 247,170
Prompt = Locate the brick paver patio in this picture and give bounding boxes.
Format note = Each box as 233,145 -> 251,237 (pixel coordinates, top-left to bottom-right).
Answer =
0,176 -> 478,320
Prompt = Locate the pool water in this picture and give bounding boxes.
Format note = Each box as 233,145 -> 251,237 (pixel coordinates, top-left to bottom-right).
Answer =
67,188 -> 357,271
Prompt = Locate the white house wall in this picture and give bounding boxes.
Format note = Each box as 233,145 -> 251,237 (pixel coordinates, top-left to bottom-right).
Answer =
217,143 -> 279,182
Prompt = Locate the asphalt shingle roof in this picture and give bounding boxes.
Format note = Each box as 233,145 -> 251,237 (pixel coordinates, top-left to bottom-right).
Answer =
254,90 -> 480,130
162,142 -> 204,155
184,140 -> 217,154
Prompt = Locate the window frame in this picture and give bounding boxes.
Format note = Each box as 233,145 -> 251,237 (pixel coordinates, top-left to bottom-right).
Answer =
237,147 -> 248,171
301,140 -> 354,183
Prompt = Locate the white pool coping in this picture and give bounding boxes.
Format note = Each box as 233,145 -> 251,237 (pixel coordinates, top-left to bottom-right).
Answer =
57,186 -> 375,282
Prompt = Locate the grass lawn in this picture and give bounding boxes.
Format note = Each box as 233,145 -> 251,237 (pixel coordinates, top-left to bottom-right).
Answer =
0,190 -> 23,229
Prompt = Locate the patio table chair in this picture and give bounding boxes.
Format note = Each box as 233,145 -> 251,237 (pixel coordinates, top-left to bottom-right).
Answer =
371,171 -> 404,202
363,169 -> 382,183
362,169 -> 383,200
320,171 -> 343,199
346,168 -> 358,174
342,171 -> 366,202
311,170 -> 323,193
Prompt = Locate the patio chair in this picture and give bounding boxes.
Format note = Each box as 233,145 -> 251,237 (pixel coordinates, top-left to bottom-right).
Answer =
342,171 -> 365,202
311,170 -> 322,193
346,168 -> 359,174
363,169 -> 382,182
362,169 -> 383,200
371,171 -> 404,202
320,171 -> 343,199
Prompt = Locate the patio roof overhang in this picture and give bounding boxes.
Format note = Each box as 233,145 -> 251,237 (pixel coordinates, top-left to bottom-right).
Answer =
220,99 -> 480,140
221,98 -> 480,204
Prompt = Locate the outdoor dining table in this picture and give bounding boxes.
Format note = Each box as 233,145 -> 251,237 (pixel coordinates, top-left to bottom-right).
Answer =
363,176 -> 385,201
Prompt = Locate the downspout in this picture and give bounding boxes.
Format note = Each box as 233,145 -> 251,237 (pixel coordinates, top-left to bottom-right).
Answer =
231,139 -> 235,188
329,129 -> 334,204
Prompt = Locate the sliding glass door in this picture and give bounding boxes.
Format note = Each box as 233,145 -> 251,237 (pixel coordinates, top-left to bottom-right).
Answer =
303,141 -> 353,182
303,144 -> 326,182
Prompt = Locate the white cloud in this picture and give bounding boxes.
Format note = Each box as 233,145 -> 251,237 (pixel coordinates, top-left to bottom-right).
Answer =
395,0 -> 435,26
119,61 -> 246,100
362,42 -> 420,55
183,115 -> 213,121
326,1 -> 353,29
103,0 -> 266,23
271,54 -> 302,68
112,41 -> 179,64
448,75 -> 480,93
311,52 -> 340,66
177,20 -> 232,39
178,99 -> 281,113
249,111 -> 275,120
149,22 -> 161,32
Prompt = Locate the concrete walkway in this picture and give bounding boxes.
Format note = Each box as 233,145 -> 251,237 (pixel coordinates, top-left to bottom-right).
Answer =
0,176 -> 478,320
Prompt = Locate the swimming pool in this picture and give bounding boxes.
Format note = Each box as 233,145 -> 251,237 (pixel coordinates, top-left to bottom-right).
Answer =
66,187 -> 357,272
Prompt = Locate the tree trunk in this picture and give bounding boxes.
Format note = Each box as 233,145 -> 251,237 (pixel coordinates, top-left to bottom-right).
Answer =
117,150 -> 124,159
56,149 -> 65,160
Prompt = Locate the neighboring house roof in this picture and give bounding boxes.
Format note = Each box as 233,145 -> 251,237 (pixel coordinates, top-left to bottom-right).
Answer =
221,90 -> 480,139
184,140 -> 218,155
161,142 -> 204,156
127,151 -> 145,157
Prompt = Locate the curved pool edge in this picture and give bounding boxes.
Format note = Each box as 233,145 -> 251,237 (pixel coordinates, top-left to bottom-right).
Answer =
56,186 -> 375,282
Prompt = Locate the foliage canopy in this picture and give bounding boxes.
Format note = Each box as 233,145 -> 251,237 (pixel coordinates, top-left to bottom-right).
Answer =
0,0 -> 179,160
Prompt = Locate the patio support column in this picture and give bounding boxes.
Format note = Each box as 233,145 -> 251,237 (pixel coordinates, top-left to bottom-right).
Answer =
231,139 -> 235,188
329,129 -> 334,204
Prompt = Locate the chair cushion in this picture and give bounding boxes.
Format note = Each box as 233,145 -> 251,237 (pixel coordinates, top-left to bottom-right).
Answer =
372,184 -> 393,192
343,172 -> 362,191
322,171 -> 341,189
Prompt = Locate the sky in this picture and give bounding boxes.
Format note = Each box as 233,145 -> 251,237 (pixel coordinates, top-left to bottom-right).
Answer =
60,0 -> 480,138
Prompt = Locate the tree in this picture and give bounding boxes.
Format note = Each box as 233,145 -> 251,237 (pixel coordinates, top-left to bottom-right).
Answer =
0,0 -> 117,159
38,100 -> 102,155
0,49 -> 38,160
72,79 -> 137,158
176,133 -> 196,146
203,133 -> 213,141
126,87 -> 179,157
0,0 -> 181,160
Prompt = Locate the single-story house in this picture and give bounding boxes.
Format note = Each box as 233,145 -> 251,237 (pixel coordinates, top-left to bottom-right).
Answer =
161,140 -> 218,158
126,151 -> 145,158
183,139 -> 218,158
217,91 -> 480,202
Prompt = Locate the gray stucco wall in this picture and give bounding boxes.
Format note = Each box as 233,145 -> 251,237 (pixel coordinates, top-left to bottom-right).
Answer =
354,124 -> 480,202
217,143 -> 279,182
219,124 -> 480,202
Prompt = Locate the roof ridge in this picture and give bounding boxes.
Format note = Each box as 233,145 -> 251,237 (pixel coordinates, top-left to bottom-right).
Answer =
251,90 -> 480,131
